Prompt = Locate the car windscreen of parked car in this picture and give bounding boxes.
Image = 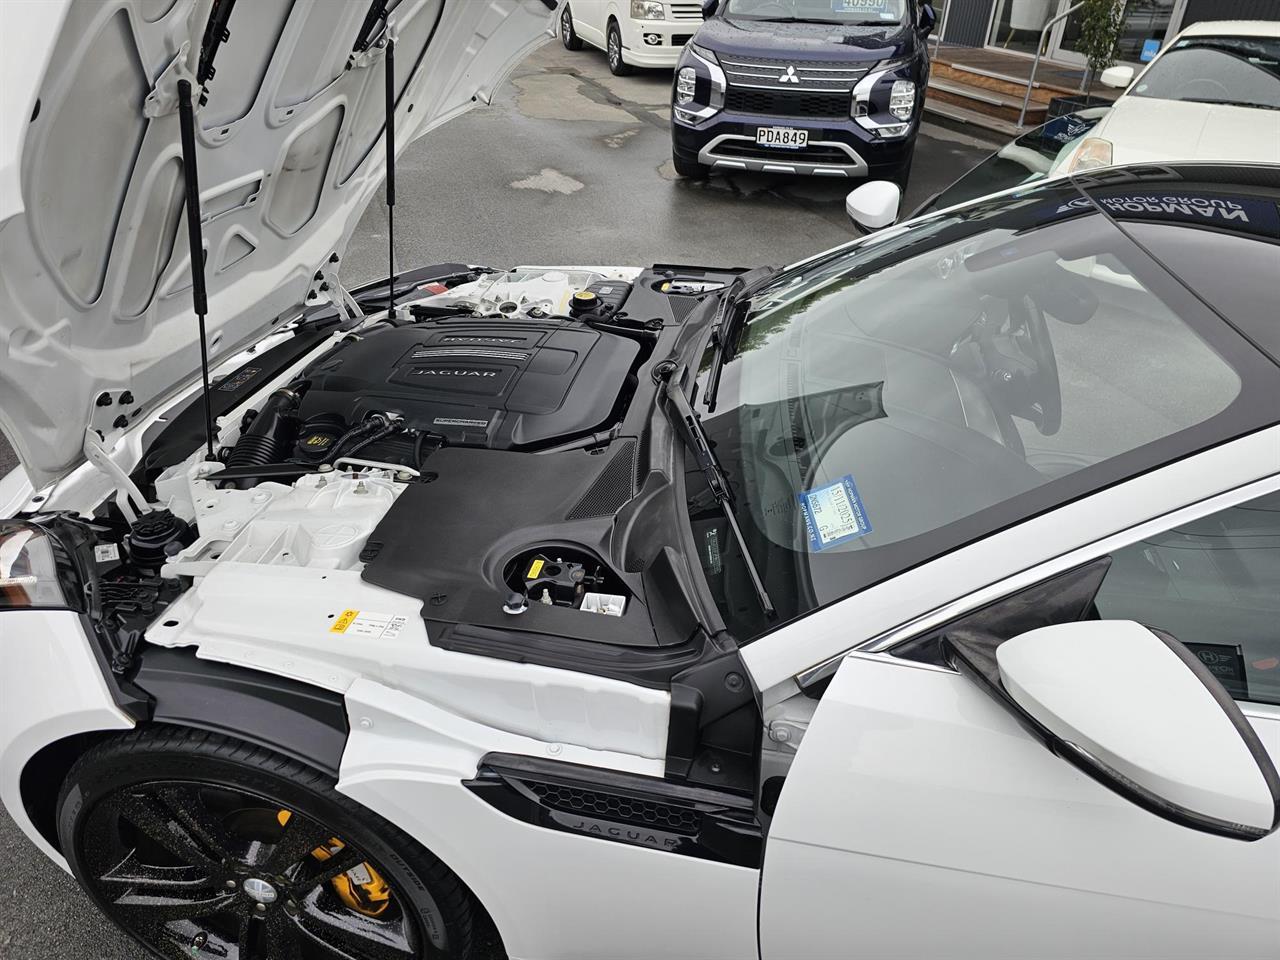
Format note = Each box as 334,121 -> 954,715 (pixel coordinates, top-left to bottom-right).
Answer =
1131,35 -> 1280,110
688,182 -> 1277,640
917,109 -> 1107,216
721,0 -> 907,24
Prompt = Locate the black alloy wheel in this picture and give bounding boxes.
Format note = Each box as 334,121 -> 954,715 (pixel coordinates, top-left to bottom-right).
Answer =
58,727 -> 474,959
560,4 -> 583,50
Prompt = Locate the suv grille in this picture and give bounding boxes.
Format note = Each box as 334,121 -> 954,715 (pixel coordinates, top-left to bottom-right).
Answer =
725,87 -> 850,119
722,55 -> 868,92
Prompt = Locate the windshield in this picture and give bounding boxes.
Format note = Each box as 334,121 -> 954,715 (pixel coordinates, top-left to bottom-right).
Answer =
684,184 -> 1265,640
1132,36 -> 1280,110
919,110 -> 1106,215
723,0 -> 907,24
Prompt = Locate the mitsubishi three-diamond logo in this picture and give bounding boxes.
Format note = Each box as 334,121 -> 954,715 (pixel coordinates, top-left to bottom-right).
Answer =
779,65 -> 800,84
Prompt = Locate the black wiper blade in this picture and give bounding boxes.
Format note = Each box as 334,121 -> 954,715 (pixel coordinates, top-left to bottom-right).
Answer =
662,370 -> 776,620
702,276 -> 746,414
1183,97 -> 1280,110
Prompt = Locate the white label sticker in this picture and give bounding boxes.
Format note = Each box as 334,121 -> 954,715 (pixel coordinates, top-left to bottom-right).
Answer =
330,609 -> 408,640
93,543 -> 120,563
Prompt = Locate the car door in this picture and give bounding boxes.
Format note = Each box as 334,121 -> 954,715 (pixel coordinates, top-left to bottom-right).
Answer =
758,485 -> 1280,960
570,0 -> 608,47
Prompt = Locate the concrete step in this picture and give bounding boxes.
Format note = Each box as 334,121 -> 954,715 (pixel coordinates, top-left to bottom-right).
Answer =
938,59 -> 1087,100
927,76 -> 1048,126
923,97 -> 1022,139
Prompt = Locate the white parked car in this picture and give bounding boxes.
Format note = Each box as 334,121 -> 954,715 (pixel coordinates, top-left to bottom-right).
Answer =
1065,19 -> 1280,171
3,3 -> 1280,960
559,0 -> 705,74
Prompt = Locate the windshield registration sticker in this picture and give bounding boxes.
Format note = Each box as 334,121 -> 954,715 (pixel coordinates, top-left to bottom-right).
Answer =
833,0 -> 898,18
798,475 -> 872,551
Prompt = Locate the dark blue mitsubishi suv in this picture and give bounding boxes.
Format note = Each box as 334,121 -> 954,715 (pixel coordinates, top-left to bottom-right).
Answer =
671,0 -> 935,183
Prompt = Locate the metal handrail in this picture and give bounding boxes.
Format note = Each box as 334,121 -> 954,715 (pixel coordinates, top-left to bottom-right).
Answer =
1017,0 -> 1086,129
932,0 -> 952,59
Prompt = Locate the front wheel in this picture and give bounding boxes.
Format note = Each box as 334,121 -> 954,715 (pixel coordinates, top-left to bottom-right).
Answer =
607,21 -> 633,76
57,727 -> 475,959
560,4 -> 583,51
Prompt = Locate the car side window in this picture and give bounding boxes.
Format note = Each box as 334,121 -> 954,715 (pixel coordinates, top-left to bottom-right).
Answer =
1093,490 -> 1280,707
887,489 -> 1280,709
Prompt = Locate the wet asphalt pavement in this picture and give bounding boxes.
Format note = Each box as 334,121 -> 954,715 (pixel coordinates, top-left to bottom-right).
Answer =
0,40 -> 996,960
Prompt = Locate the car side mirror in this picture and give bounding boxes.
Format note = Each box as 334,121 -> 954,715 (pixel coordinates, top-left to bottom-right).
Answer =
846,181 -> 901,233
996,621 -> 1280,841
918,3 -> 937,35
1099,65 -> 1135,89
701,0 -> 720,16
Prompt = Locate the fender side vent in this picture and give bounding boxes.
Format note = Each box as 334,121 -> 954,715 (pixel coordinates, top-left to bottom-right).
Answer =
464,752 -> 761,867
529,781 -> 701,832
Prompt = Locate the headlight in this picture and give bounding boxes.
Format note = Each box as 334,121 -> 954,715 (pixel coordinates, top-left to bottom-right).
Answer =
676,66 -> 697,105
0,523 -> 78,610
889,80 -> 915,120
1067,137 -> 1114,172
631,0 -> 665,19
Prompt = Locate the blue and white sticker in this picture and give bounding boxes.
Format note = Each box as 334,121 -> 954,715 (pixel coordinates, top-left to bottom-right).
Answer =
832,0 -> 898,18
797,474 -> 872,552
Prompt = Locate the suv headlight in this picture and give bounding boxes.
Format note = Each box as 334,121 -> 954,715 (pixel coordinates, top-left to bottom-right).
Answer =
631,0 -> 665,19
0,522 -> 78,610
676,66 -> 697,104
889,80 -> 916,120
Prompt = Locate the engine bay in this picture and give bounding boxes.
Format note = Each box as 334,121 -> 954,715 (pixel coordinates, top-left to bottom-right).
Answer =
46,263 -> 741,656
6,261 -> 760,793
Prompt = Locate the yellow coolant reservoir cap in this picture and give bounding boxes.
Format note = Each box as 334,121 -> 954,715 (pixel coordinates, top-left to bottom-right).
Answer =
568,290 -> 598,316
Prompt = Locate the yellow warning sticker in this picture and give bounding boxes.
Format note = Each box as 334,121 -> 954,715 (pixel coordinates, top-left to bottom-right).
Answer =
331,609 -> 359,633
526,559 -> 545,579
330,609 -> 409,640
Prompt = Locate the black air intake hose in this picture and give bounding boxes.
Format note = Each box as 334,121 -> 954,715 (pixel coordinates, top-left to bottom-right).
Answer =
226,388 -> 301,469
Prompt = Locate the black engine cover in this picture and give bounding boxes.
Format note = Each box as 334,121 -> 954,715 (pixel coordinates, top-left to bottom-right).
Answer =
297,319 -> 640,449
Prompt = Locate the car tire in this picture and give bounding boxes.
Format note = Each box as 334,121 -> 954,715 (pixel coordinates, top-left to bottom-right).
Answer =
560,4 -> 583,51
56,726 -> 476,959
607,21 -> 633,76
672,151 -> 710,179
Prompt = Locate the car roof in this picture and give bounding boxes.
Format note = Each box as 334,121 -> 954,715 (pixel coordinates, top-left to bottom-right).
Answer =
1070,163 -> 1280,365
1175,20 -> 1280,40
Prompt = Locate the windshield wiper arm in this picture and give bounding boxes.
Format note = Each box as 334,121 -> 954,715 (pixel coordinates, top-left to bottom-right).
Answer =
661,369 -> 776,620
702,277 -> 744,414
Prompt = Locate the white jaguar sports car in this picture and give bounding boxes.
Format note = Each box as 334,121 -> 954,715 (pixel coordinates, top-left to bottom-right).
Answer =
2,3 -> 1279,960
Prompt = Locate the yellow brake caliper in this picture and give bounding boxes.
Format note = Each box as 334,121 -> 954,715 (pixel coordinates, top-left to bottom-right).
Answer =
277,810 -> 391,917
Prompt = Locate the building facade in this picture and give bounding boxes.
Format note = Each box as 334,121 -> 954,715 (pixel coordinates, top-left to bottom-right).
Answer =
936,0 -> 1280,67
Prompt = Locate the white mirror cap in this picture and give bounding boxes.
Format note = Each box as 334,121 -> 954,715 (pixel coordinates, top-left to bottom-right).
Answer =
846,181 -> 901,231
998,620 -> 1278,833
1100,65 -> 1135,89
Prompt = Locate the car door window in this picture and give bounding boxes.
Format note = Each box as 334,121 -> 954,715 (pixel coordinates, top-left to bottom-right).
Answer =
1094,490 -> 1280,707
890,489 -> 1280,708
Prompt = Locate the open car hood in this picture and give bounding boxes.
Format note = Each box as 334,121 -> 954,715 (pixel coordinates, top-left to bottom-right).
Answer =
0,0 -> 554,488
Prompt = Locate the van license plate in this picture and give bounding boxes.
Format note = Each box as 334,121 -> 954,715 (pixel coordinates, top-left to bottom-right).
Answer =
756,127 -> 808,150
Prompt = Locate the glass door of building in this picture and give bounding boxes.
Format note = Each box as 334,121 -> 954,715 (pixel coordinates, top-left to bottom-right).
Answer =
1051,0 -> 1184,66
986,0 -> 1185,66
